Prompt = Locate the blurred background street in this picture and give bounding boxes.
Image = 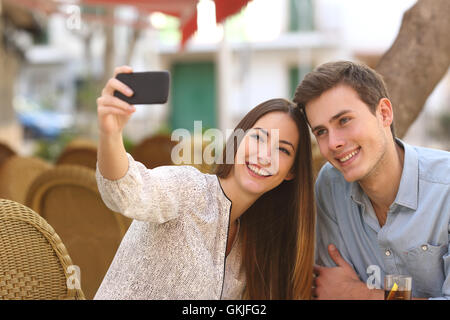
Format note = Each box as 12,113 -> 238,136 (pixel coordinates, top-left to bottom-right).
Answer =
0,0 -> 448,161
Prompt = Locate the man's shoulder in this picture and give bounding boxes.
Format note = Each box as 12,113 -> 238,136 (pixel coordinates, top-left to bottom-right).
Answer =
413,145 -> 450,185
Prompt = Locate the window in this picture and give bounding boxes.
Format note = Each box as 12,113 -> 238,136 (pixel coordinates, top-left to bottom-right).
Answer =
289,0 -> 314,32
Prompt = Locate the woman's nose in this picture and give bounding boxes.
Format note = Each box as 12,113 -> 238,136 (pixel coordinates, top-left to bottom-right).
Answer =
257,141 -> 272,163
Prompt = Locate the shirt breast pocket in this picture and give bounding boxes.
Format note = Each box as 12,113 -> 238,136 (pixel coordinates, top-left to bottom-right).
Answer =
405,243 -> 447,298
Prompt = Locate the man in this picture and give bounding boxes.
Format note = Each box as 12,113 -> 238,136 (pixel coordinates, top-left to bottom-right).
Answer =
294,61 -> 450,299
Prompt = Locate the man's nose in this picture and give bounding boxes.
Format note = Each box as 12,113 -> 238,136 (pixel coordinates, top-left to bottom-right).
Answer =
328,129 -> 345,151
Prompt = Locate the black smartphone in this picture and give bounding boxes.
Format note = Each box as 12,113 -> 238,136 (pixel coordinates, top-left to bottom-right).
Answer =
114,71 -> 170,105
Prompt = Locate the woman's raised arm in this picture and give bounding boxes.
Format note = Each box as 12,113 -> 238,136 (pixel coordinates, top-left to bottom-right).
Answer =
97,65 -> 135,180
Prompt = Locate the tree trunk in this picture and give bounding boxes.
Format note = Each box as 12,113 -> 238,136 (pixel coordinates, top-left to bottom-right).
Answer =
125,28 -> 141,66
375,0 -> 450,138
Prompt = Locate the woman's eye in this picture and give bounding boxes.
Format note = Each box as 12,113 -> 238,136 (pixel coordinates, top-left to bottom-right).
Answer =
251,134 -> 263,141
279,147 -> 291,156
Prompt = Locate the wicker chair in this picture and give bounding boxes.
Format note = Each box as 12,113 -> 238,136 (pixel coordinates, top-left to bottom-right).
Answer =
175,138 -> 217,174
131,134 -> 177,169
0,142 -> 16,170
25,165 -> 132,300
0,156 -> 53,205
0,199 -> 85,299
56,146 -> 98,170
56,138 -> 98,170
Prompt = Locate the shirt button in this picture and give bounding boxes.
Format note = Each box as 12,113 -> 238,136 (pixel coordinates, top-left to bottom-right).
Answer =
385,249 -> 391,256
421,245 -> 428,251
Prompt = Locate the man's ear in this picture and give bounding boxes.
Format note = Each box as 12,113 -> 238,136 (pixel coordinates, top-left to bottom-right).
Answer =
377,98 -> 394,128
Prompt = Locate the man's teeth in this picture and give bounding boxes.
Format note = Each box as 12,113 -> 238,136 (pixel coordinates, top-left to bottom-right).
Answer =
247,164 -> 271,177
339,149 -> 359,162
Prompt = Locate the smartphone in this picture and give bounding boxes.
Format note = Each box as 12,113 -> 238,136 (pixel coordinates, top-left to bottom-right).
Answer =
114,71 -> 170,105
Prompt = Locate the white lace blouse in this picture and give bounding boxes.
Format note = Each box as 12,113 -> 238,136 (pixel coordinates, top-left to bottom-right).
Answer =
94,153 -> 245,300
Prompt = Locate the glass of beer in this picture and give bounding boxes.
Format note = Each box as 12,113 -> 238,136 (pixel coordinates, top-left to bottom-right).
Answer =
384,275 -> 412,300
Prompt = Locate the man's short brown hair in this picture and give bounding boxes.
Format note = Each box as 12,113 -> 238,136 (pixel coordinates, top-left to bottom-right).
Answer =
293,60 -> 395,137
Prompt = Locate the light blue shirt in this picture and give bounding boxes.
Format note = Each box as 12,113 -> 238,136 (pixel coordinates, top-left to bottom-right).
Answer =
315,139 -> 450,299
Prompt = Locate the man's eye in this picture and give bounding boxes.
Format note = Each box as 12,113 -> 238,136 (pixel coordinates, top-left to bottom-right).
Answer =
340,117 -> 351,125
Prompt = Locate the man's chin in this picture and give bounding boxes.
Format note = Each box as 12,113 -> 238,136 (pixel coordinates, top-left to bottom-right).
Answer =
333,164 -> 362,183
342,174 -> 360,183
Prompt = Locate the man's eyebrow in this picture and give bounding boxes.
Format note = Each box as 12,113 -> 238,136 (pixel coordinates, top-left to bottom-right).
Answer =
330,110 -> 352,122
311,110 -> 352,132
254,127 -> 294,151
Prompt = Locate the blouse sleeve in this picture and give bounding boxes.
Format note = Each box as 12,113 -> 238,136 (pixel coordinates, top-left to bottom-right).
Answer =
95,153 -> 208,224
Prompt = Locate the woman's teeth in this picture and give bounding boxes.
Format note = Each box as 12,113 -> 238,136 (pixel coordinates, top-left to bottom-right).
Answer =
339,149 -> 359,162
247,164 -> 271,177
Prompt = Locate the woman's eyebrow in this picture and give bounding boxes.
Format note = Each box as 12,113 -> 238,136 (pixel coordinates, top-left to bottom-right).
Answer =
254,127 -> 268,136
280,140 -> 295,151
254,127 -> 295,151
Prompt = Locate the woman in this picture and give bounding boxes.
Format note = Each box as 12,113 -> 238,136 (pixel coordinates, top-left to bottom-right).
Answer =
94,66 -> 315,300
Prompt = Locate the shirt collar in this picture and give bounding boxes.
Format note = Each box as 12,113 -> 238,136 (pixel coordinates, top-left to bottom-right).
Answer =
350,138 -> 419,211
393,138 -> 418,210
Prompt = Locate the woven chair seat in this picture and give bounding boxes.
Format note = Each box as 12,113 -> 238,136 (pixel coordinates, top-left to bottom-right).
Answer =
25,165 -> 131,299
0,199 -> 85,299
0,156 -> 52,205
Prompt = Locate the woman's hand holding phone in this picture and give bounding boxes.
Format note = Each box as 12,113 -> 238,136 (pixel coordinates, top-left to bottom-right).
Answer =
97,65 -> 135,181
97,65 -> 135,136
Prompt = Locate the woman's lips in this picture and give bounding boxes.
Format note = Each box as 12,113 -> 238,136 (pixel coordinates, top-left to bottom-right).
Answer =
245,162 -> 272,178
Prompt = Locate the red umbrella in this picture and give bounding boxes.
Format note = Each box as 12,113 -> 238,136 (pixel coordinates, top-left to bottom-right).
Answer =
6,0 -> 251,48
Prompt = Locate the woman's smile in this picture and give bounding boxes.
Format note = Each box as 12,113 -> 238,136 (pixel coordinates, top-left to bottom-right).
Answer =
245,162 -> 273,178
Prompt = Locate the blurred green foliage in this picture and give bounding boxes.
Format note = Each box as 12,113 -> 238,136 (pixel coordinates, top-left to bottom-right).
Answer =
33,131 -> 135,163
76,77 -> 103,112
438,111 -> 450,139
122,135 -> 135,154
33,131 -> 78,162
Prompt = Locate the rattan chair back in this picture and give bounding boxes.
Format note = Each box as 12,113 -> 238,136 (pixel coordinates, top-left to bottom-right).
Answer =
56,146 -> 97,170
0,156 -> 53,205
0,142 -> 16,169
174,137 -> 217,174
131,134 -> 177,169
312,141 -> 326,179
25,165 -> 131,299
64,138 -> 97,150
0,199 -> 85,299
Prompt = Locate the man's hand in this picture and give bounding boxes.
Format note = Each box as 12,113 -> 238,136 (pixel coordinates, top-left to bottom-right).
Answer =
313,244 -> 377,300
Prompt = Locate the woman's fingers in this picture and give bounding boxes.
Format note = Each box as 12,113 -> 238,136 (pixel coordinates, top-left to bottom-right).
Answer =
98,105 -> 133,118
102,78 -> 134,97
97,95 -> 134,113
113,65 -> 133,77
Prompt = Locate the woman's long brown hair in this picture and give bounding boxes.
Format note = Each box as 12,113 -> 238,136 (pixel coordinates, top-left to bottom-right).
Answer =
215,98 -> 315,300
